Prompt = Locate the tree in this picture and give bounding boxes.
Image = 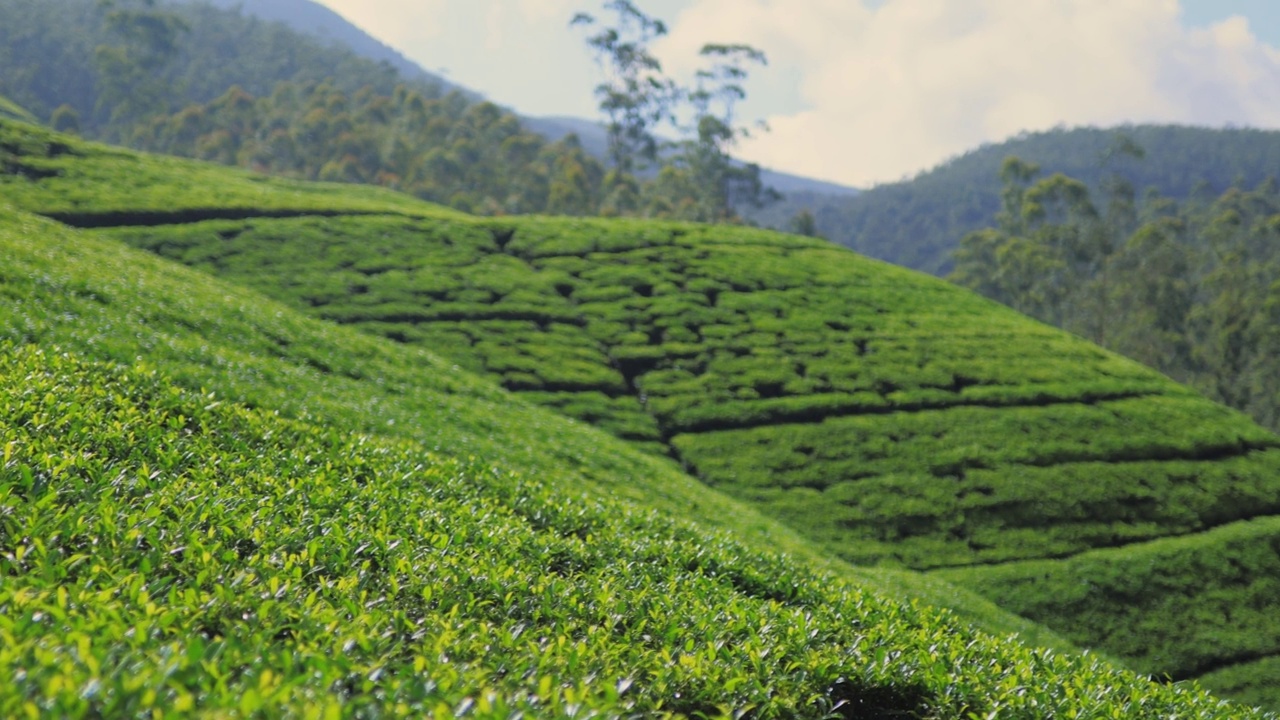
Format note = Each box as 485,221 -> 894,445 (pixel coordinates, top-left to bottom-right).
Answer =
50,104 -> 81,134
789,209 -> 821,238
571,1 -> 676,181
670,42 -> 778,222
573,1 -> 779,223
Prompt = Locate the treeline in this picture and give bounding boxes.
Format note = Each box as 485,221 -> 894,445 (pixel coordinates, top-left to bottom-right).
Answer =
1,0 -> 588,215
131,83 -> 606,215
0,0 -> 413,135
950,152 -> 1280,430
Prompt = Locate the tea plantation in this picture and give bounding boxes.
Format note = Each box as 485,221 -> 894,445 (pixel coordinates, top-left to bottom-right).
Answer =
4,114 -> 1280,711
0,341 -> 1254,717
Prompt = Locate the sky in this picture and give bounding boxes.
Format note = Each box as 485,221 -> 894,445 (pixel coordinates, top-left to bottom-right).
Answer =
313,0 -> 1280,188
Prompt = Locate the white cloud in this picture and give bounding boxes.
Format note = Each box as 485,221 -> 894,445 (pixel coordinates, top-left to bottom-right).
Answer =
485,3 -> 507,51
515,0 -> 581,22
660,0 -> 1280,187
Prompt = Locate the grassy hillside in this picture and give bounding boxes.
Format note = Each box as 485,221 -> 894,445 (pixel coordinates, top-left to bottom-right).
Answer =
1,175 -> 1261,716
6,116 -> 1280,708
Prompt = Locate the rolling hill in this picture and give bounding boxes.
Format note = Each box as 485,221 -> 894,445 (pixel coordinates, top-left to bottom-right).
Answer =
1,115 -> 1261,716
6,116 -> 1280,708
756,125 -> 1280,274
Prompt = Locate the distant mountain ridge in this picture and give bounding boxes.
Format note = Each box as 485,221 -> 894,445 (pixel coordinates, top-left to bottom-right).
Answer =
754,124 -> 1280,273
173,0 -> 468,95
182,0 -> 860,200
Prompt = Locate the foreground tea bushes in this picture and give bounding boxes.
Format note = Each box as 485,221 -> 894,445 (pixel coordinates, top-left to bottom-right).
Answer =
0,346 -> 1266,718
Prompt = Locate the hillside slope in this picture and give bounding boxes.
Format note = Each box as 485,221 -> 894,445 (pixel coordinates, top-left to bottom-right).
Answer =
7,117 -> 1280,707
2,167 -> 1261,715
0,118 -> 1072,648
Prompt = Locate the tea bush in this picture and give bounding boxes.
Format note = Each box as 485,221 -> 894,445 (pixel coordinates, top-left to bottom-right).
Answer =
0,343 -> 1267,718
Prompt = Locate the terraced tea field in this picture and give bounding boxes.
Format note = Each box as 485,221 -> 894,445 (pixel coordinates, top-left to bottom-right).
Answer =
6,115 -> 1280,708
0,179 -> 1249,719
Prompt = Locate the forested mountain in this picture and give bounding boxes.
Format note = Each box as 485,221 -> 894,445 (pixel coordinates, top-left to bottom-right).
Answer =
0,0 -> 617,216
0,0 -> 416,133
171,0 -> 468,93
10,114 -> 1280,708
948,157 -> 1280,433
767,125 -> 1280,273
0,0 -> 846,221
180,0 -> 858,200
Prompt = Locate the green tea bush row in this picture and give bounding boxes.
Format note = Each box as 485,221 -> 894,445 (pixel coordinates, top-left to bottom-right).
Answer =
937,517 -> 1280,692
0,201 -> 1081,657
1,345 -> 1269,718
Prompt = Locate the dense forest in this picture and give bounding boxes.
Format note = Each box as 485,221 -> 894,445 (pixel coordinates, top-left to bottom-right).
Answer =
0,0 -> 413,131
950,154 -> 1280,432
0,0 -> 606,215
134,82 -> 607,215
758,126 -> 1280,273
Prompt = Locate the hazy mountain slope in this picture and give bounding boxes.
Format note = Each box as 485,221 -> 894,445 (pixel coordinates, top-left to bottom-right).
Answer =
0,0 -> 439,132
775,125 -> 1280,273
7,117 -> 1280,706
172,0 -> 465,93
